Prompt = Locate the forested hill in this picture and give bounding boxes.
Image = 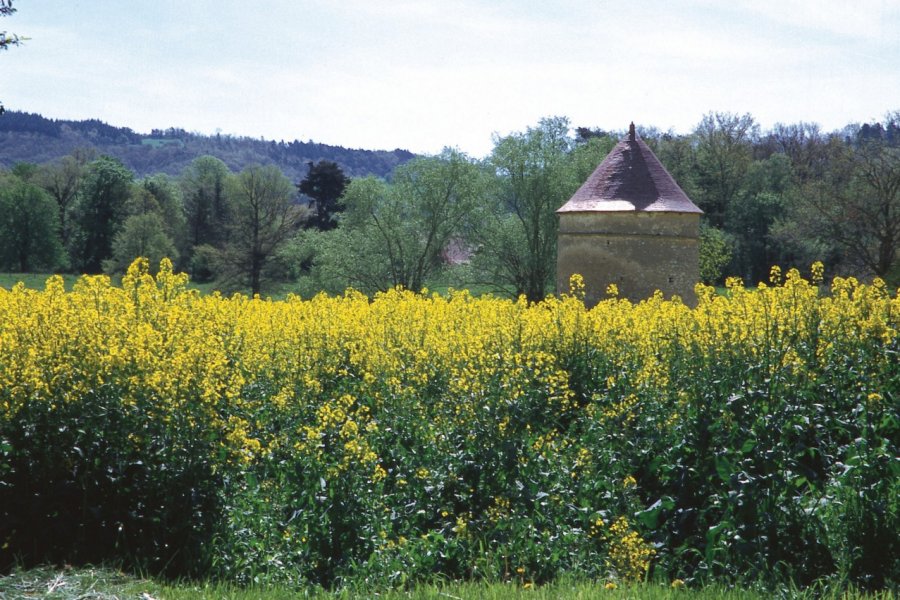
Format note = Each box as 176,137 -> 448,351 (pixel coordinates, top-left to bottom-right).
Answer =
0,111 -> 416,180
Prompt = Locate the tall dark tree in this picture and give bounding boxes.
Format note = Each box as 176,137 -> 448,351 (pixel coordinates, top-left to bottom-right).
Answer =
298,160 -> 349,231
70,156 -> 133,273
725,153 -> 793,282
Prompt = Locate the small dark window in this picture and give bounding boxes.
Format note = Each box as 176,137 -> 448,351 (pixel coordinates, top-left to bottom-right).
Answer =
668,276 -> 675,283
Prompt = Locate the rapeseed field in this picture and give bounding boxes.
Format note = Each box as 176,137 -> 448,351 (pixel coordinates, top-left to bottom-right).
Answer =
0,259 -> 896,592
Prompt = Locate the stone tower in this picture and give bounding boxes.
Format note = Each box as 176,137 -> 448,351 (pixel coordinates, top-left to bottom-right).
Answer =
556,124 -> 703,306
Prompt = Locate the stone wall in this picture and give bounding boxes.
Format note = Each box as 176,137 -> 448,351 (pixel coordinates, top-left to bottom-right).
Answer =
557,211 -> 700,306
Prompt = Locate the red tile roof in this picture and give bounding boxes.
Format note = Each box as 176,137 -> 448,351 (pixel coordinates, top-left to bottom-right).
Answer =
557,124 -> 703,214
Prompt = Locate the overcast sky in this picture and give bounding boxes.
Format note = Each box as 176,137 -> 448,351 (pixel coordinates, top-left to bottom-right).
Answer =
3,0 -> 899,157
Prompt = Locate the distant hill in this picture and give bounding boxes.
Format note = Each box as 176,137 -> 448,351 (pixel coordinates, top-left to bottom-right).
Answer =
0,111 -> 416,180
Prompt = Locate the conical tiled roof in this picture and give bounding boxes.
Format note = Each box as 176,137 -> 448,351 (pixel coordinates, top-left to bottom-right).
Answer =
557,124 -> 702,214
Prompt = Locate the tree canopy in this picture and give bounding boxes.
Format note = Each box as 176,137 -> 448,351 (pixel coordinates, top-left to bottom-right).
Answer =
313,149 -> 485,293
298,160 -> 349,231
2,111 -> 900,294
0,174 -> 63,272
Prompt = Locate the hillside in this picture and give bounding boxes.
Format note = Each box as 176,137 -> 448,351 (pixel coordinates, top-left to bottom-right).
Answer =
0,111 -> 416,179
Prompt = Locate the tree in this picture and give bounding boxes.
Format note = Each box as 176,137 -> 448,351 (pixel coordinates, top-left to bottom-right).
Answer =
768,122 -> 836,185
470,117 -> 580,302
180,155 -> 231,251
218,164 -> 306,295
694,112 -> 758,228
103,213 -> 179,275
69,156 -> 134,273
651,132 -> 702,202
314,149 -> 486,293
699,223 -> 733,284
797,129 -> 900,278
139,173 -> 187,259
99,174 -> 184,275
0,175 -> 64,272
37,153 -> 90,248
298,160 -> 350,231
725,153 -> 793,282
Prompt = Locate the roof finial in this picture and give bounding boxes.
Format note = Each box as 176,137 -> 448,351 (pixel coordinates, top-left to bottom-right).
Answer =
629,122 -> 636,142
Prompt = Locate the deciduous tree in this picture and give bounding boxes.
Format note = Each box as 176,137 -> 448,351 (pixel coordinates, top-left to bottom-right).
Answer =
798,127 -> 900,278
470,117 -> 580,302
103,213 -> 179,275
36,154 -> 88,248
694,112 -> 758,228
314,149 -> 485,293
218,164 -> 305,295
180,155 -> 231,250
69,156 -> 134,273
0,175 -> 64,272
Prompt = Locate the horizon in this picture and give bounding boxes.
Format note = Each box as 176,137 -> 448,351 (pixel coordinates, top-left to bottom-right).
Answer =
3,1 -> 899,157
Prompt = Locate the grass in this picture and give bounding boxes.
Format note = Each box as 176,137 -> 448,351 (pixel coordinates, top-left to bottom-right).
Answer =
0,271 -> 501,300
0,272 -> 257,299
0,568 -> 894,600
0,272 -> 82,291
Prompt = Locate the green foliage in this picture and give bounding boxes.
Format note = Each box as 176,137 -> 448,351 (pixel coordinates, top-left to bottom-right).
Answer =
69,155 -> 134,273
298,159 -> 350,231
699,223 -> 733,285
693,112 -> 757,229
103,212 -> 179,274
471,116 -> 580,301
313,149 -> 486,293
188,243 -> 220,283
0,175 -> 64,271
2,267 -> 895,593
141,173 -> 188,257
217,164 -> 305,295
35,153 -> 90,248
180,155 -> 232,252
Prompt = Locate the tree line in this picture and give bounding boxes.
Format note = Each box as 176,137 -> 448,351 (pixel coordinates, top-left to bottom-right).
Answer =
0,110 -> 416,181
1,111 -> 899,299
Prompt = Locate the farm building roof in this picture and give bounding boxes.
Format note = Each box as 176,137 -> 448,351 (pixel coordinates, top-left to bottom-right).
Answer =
557,123 -> 703,214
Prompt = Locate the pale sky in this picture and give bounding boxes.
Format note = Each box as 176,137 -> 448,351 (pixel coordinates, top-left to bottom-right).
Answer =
3,0 -> 900,157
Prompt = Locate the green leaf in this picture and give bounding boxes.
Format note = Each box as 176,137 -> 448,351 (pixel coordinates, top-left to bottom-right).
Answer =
715,455 -> 734,483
